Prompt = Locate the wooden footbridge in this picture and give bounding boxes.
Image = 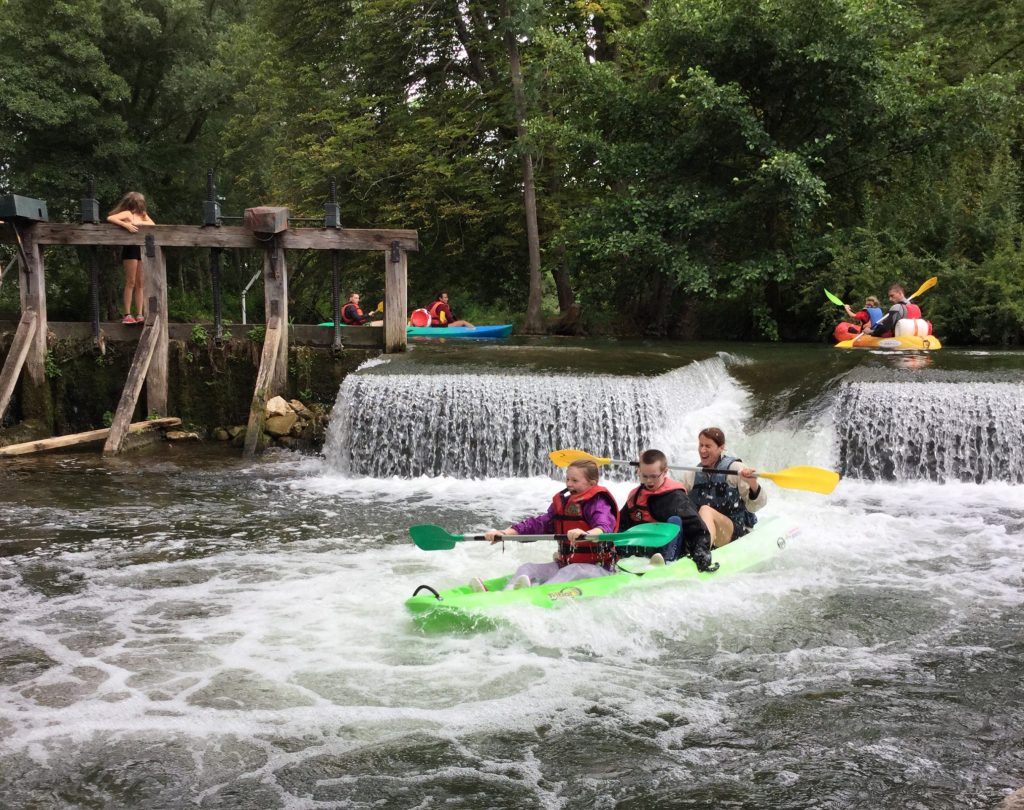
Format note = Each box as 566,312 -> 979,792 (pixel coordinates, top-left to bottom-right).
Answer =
0,192 -> 417,457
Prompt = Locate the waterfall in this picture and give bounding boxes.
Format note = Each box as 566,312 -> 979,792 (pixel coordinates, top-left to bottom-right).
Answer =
324,357 -> 748,478
836,381 -> 1024,483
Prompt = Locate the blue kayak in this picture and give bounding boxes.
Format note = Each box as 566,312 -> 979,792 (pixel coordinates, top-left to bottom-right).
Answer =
408,324 -> 512,339
318,323 -> 513,339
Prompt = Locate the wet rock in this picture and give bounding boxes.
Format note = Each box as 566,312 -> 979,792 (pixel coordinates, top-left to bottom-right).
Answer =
213,428 -> 230,441
165,430 -> 200,442
265,395 -> 291,417
264,413 -> 297,437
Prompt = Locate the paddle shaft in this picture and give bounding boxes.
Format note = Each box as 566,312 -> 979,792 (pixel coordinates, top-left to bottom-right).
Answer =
619,459 -> 748,476
457,533 -> 597,543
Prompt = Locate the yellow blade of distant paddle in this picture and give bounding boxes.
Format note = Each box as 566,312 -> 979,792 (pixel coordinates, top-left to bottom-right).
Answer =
909,276 -> 937,301
548,448 -> 613,468
758,466 -> 840,494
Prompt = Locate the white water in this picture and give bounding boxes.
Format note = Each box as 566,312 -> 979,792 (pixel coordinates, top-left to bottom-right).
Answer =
1,353 -> 1022,807
837,381 -> 1024,482
325,356 -> 751,478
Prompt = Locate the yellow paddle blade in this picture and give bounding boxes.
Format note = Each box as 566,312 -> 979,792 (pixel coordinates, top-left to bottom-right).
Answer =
760,466 -> 840,494
909,276 -> 937,300
548,448 -> 613,468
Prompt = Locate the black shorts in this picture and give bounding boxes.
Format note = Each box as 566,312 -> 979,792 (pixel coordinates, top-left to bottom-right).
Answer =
122,245 -> 141,261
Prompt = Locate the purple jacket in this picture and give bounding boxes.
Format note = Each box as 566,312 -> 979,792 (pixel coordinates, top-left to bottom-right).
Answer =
512,491 -> 617,536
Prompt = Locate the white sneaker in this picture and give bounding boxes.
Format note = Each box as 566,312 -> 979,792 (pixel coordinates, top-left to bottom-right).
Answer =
512,574 -> 531,590
469,577 -> 488,593
649,553 -> 666,567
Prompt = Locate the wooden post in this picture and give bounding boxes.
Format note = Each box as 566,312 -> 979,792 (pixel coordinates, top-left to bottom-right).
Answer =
102,311 -> 162,455
0,308 -> 38,420
383,241 -> 408,353
17,226 -> 51,424
263,237 -> 288,394
243,314 -> 282,457
143,245 -> 168,416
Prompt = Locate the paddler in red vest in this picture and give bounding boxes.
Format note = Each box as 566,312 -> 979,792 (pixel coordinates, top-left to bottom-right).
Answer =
619,448 -> 715,571
341,292 -> 382,326
861,283 -> 922,338
471,459 -> 618,591
426,292 -> 474,328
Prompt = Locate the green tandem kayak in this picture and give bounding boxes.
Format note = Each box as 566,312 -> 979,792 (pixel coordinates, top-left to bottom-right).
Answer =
406,515 -> 797,632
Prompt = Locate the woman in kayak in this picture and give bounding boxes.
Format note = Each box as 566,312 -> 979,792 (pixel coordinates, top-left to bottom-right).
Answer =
473,459 -> 618,591
676,427 -> 767,549
427,292 -> 474,328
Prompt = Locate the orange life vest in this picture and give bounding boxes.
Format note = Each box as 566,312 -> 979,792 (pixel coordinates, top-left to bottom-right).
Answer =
551,485 -> 619,567
624,478 -> 687,525
341,303 -> 365,325
427,300 -> 448,326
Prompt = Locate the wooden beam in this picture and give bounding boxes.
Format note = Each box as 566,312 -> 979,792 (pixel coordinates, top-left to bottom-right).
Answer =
103,312 -> 161,455
264,239 -> 289,395
22,222 -> 419,252
243,315 -> 282,457
143,245 -> 168,416
0,309 -> 37,420
17,226 -> 47,395
0,418 -> 180,457
383,245 -> 408,353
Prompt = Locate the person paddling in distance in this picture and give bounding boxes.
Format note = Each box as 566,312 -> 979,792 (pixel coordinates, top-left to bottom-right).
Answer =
618,448 -> 714,571
471,459 -> 618,591
427,292 -> 474,328
676,427 -> 767,549
861,284 -> 922,338
341,292 -> 382,326
844,295 -> 883,329
107,191 -> 155,324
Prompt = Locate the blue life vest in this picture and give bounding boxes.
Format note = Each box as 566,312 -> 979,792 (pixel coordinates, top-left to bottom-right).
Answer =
866,306 -> 883,326
689,454 -> 758,530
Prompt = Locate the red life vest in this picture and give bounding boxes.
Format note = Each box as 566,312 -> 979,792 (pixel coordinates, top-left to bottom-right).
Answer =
905,301 -> 922,319
551,485 -> 619,567
427,300 -> 448,327
624,478 -> 687,525
341,303 -> 365,325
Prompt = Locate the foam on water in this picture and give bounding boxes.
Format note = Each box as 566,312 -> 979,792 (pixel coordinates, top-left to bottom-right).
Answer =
1,352 -> 1022,806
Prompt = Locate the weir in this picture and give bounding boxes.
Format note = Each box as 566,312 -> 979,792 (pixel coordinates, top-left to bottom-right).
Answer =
836,381 -> 1024,483
325,357 -> 749,478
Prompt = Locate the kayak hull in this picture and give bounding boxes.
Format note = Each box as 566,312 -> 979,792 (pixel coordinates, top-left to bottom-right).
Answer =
835,335 -> 942,350
317,323 -> 513,338
407,324 -> 513,339
406,516 -> 796,632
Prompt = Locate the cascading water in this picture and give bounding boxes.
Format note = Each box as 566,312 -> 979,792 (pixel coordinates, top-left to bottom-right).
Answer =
836,380 -> 1024,482
324,357 -> 750,478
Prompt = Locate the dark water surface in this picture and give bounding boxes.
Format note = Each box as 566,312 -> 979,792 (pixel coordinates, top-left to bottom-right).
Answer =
1,340 -> 1022,808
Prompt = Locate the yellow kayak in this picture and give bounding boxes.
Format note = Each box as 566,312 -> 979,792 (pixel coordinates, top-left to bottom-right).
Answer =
835,334 -> 942,350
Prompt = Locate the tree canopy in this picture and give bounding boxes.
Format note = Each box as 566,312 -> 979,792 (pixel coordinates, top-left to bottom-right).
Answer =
1,0 -> 1022,343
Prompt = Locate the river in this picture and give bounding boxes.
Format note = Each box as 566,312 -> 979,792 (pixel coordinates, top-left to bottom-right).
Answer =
1,339 -> 1022,808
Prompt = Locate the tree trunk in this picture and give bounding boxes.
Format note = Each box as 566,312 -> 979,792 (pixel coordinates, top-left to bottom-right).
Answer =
501,0 -> 544,334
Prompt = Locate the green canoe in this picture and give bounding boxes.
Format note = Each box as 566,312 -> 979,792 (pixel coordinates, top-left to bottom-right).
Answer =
406,515 -> 797,632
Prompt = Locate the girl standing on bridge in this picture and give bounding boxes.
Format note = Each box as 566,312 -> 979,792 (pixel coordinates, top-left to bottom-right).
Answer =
107,192 -> 155,324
